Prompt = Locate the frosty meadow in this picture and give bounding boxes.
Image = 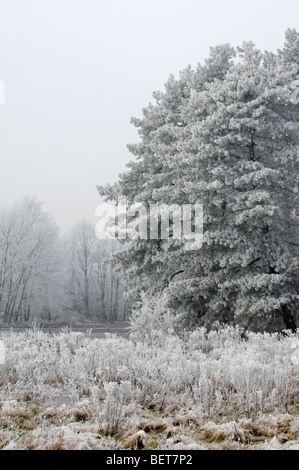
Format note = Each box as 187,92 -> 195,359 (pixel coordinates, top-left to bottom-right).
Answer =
0,325 -> 299,450
0,340 -> 4,365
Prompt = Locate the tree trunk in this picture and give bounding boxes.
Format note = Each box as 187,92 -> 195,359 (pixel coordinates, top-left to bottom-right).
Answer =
282,305 -> 297,333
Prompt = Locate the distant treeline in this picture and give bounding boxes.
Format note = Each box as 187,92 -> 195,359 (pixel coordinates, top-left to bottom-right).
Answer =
0,197 -> 129,324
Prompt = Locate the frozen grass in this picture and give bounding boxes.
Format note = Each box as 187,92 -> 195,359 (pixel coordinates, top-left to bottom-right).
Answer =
0,325 -> 299,450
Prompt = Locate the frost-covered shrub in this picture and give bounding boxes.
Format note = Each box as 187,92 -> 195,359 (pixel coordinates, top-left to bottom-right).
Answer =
188,323 -> 244,353
102,381 -> 131,435
129,293 -> 176,341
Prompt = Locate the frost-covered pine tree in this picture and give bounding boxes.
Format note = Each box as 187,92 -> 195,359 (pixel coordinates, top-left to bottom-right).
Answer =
98,45 -> 235,298
98,31 -> 299,332
172,35 -> 299,331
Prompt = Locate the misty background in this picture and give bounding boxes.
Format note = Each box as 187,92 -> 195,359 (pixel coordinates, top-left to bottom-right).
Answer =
0,0 -> 299,231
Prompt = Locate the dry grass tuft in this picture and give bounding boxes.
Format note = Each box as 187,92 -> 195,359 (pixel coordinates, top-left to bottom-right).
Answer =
123,430 -> 147,449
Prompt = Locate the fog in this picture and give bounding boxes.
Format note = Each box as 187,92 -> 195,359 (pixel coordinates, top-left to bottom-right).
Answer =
0,0 -> 298,231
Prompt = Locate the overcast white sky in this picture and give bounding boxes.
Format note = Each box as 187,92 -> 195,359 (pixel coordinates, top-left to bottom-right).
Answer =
0,0 -> 298,232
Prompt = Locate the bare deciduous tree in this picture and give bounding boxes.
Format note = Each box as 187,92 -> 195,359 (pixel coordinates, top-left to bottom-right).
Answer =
0,197 -> 62,323
64,221 -> 129,322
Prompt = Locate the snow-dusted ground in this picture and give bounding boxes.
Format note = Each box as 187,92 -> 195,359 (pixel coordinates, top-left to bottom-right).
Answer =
0,325 -> 298,450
